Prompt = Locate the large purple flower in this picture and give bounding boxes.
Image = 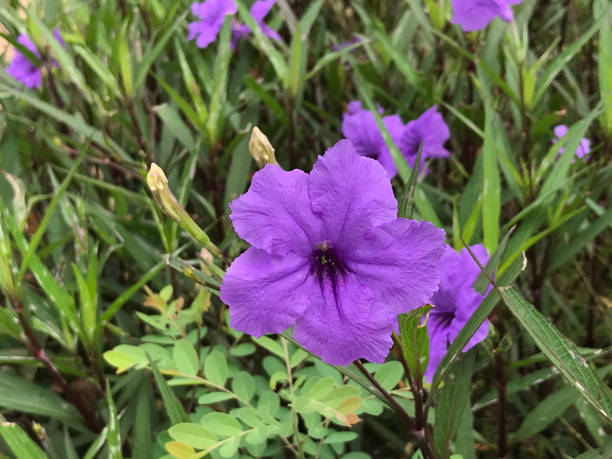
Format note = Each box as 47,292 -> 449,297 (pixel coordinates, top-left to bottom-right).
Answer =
399,105 -> 450,173
188,0 -> 238,48
221,140 -> 446,366
553,124 -> 591,163
341,101 -> 405,179
5,30 -> 64,89
424,244 -> 490,382
451,0 -> 523,32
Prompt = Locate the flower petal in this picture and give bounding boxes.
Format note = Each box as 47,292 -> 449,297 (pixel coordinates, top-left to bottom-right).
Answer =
293,274 -> 393,365
251,0 -> 275,22
309,140 -> 397,251
220,248 -> 312,337
347,218 -> 446,315
424,313 -> 452,382
229,164 -> 321,256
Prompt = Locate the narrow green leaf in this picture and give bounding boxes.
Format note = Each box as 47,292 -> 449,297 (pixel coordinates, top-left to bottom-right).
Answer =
147,354 -> 189,425
18,150 -> 86,283
0,420 -> 47,459
105,380 -> 122,459
155,103 -> 195,150
0,373 -> 83,426
482,104 -> 500,252
206,17 -> 232,146
434,351 -> 475,457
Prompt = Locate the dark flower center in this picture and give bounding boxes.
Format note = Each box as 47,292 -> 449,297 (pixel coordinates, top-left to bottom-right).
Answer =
433,310 -> 455,329
311,242 -> 347,285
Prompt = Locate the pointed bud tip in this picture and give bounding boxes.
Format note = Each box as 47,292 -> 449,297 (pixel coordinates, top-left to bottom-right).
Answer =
249,127 -> 277,168
146,163 -> 168,192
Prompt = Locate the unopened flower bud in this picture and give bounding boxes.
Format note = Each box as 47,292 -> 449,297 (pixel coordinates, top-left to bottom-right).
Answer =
249,127 -> 277,168
147,163 -> 222,259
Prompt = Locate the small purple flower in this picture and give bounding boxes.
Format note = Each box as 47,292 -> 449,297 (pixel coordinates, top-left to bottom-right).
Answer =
231,0 -> 281,49
5,30 -> 63,89
553,125 -> 591,162
333,36 -> 360,52
341,101 -> 405,179
188,0 -> 238,49
451,0 -> 523,32
220,140 -> 446,366
424,244 -> 490,382
399,105 -> 450,173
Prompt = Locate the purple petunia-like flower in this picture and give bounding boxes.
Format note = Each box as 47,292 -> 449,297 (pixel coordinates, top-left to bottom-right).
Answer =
399,105 -> 450,172
188,0 -> 280,49
220,140 -> 446,366
451,0 -> 523,32
424,244 -> 490,382
188,0 -> 237,48
341,101 -> 405,179
5,30 -> 64,89
553,125 -> 591,163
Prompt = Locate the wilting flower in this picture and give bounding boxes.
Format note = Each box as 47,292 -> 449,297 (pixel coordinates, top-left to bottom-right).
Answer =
424,244 -> 490,382
231,0 -> 281,49
221,140 -> 446,365
451,0 -> 523,32
5,30 -> 64,89
553,124 -> 591,162
399,105 -> 450,172
188,0 -> 238,48
341,101 -> 405,178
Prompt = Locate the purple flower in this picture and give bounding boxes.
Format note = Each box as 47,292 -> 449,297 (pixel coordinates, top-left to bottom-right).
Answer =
333,36 -> 360,52
220,140 -> 446,366
5,30 -> 64,89
451,0 -> 523,32
341,101 -> 405,179
188,0 -> 238,49
399,105 -> 450,173
231,0 -> 281,49
553,125 -> 591,162
424,244 -> 490,382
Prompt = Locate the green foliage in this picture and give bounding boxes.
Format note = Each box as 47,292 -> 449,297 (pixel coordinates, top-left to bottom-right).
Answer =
0,0 -> 611,457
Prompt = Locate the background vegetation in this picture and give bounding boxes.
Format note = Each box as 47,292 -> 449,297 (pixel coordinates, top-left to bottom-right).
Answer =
0,0 -> 611,457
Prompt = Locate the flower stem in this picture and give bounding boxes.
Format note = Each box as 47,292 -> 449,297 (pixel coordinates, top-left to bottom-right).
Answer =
353,360 -> 435,458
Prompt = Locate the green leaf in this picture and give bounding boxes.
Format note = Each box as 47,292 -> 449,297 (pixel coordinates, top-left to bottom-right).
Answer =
434,351 -> 475,457
235,0 -> 288,82
532,18 -> 601,107
173,340 -> 200,376
154,104 -> 195,151
205,17 -> 232,146
230,343 -> 256,357
232,371 -> 256,402
18,150 -> 86,283
134,9 -> 188,90
286,22 -> 303,96
147,354 -> 189,425
133,377 -> 152,459
500,287 -> 612,423
198,392 -> 234,404
204,350 -> 228,387
118,29 -> 133,97
398,304 -> 432,377
0,421 -> 47,459
374,361 -> 404,392
0,84 -> 130,160
323,431 -> 358,444
481,104 -> 501,252
105,381 -> 122,459
168,423 -> 218,449
201,412 -> 243,437
253,335 -> 284,357
0,373 -> 83,426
